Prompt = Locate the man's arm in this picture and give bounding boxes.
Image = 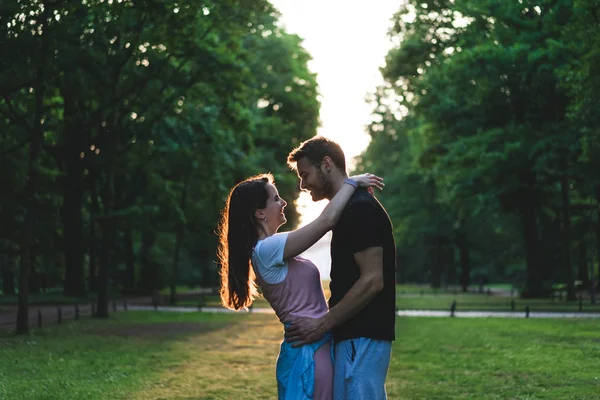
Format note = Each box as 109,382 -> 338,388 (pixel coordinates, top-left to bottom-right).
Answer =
284,246 -> 384,346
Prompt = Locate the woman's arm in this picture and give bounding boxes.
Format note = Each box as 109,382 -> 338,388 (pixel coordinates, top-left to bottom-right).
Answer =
282,173 -> 383,260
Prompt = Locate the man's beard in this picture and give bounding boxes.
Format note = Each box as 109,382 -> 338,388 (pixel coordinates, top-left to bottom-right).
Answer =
309,171 -> 334,201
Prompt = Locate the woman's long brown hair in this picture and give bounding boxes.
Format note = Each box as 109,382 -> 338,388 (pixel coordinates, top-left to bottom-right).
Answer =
217,174 -> 273,310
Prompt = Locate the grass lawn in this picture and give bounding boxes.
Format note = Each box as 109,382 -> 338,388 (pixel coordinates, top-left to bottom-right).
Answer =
0,311 -> 276,400
1,311 -> 599,399
396,293 -> 600,313
394,283 -> 516,294
177,295 -> 272,309
389,317 -> 600,399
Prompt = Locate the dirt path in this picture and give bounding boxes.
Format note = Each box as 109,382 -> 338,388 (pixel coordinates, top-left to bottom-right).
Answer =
130,313 -> 281,400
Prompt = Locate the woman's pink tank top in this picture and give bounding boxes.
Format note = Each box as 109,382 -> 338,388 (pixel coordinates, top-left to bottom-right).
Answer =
254,256 -> 328,324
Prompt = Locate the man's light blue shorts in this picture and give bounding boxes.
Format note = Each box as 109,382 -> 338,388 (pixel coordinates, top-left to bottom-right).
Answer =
333,338 -> 392,400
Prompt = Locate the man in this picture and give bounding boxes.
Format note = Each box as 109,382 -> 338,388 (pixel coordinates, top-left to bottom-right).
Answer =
285,136 -> 396,399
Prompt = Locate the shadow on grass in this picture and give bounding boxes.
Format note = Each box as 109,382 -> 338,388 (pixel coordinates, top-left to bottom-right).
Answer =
0,311 -> 244,342
0,311 -> 253,400
85,320 -> 233,341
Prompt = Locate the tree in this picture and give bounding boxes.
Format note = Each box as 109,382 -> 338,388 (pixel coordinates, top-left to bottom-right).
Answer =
359,0 -> 597,297
0,0 -> 321,330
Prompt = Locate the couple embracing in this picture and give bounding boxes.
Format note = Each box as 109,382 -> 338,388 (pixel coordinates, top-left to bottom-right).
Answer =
218,136 -> 396,400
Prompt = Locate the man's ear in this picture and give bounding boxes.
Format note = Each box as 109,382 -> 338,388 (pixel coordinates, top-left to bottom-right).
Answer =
321,156 -> 334,173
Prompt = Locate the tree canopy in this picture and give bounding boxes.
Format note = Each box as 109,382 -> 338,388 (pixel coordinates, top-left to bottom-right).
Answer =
357,0 -> 600,298
1,0 -> 320,332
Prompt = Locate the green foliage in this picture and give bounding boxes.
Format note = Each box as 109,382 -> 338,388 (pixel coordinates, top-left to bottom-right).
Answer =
389,317 -> 600,398
0,1 -> 319,300
2,312 -> 599,399
359,0 -> 600,295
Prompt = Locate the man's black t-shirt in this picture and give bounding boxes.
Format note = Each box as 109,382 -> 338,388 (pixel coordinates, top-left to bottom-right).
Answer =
329,189 -> 396,342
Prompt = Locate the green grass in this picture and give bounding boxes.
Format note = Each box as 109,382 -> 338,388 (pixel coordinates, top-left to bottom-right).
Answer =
158,286 -> 206,295
388,317 -> 600,399
395,283 -> 508,294
1,312 -> 599,399
396,292 -> 600,313
174,295 -> 272,309
0,311 -> 251,400
485,283 -> 517,290
396,284 -> 462,294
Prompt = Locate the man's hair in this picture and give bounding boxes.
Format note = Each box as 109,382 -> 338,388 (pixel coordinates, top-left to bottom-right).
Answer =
287,136 -> 346,172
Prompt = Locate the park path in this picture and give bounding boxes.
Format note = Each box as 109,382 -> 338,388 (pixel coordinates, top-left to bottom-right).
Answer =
127,305 -> 600,319
3,301 -> 600,333
0,297 -> 146,333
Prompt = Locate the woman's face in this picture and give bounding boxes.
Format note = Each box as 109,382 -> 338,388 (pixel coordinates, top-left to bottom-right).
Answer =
258,183 -> 287,230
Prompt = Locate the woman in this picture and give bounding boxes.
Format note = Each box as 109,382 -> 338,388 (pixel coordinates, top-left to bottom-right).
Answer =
217,172 -> 383,400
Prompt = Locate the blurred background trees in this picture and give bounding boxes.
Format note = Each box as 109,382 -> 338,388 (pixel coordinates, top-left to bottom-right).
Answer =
1,0 -> 319,331
357,0 -> 599,299
2,0 -> 599,334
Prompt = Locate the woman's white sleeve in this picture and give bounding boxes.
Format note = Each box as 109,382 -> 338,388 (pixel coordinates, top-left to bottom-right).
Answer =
253,232 -> 289,284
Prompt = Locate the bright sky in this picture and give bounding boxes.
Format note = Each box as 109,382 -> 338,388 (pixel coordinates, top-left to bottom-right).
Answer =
270,0 -> 400,278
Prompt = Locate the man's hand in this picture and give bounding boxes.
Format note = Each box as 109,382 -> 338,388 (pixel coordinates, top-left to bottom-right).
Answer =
284,316 -> 327,347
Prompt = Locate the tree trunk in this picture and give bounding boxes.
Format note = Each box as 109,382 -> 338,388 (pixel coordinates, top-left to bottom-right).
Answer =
577,241 -> 589,286
18,208 -> 35,334
89,174 -> 100,292
170,175 -> 190,305
61,66 -> 87,298
96,127 -> 117,318
62,153 -> 85,297
445,245 -> 456,287
456,230 -> 471,292
589,240 -> 596,304
139,229 -> 159,292
561,176 -> 576,301
429,236 -> 443,289
96,177 -> 115,319
1,255 -> 15,295
596,197 -> 600,294
520,171 -> 542,298
96,219 -> 114,318
169,229 -> 184,305
17,18 -> 47,333
28,257 -> 40,295
124,227 -> 135,289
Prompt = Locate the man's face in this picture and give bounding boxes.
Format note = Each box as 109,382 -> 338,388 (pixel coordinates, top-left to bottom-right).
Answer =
296,157 -> 332,201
